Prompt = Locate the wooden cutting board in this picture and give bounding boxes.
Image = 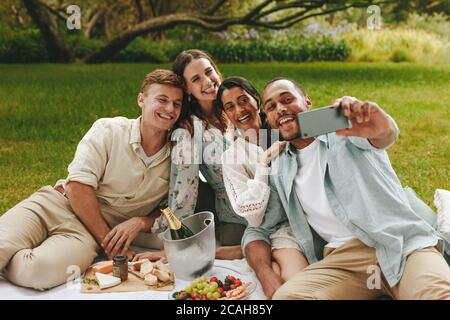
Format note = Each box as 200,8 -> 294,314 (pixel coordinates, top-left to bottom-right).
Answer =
81,266 -> 174,294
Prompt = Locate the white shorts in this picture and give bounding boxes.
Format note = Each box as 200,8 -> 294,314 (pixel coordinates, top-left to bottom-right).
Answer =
269,223 -> 303,252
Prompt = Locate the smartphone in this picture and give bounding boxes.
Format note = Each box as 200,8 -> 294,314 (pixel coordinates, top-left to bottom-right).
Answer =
296,106 -> 351,139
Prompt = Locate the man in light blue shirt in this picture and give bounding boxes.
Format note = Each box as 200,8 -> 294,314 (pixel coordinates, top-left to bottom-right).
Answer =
242,78 -> 450,299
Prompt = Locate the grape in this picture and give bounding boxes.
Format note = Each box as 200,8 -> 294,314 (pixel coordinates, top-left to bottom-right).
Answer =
185,287 -> 192,294
210,282 -> 219,290
212,292 -> 221,299
206,292 -> 213,299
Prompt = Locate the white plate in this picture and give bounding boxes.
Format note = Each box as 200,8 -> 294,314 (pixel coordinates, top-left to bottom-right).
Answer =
169,265 -> 256,300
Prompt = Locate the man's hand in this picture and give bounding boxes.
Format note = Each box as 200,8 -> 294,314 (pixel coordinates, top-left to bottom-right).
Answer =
102,217 -> 146,258
332,96 -> 397,148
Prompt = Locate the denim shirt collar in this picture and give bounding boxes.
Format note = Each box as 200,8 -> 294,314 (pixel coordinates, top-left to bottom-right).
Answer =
285,134 -> 330,157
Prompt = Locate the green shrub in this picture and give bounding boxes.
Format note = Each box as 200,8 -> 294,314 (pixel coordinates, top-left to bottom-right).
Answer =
0,27 -> 349,63
0,27 -> 48,63
110,38 -> 169,63
0,29 -> 170,63
390,49 -> 416,63
67,35 -> 102,60
163,36 -> 350,63
406,13 -> 450,40
342,28 -> 450,64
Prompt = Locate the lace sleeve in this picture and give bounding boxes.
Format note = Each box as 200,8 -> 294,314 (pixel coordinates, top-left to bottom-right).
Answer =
222,149 -> 271,227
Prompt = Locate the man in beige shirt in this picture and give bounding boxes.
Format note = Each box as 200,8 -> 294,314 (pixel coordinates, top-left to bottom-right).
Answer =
0,69 -> 183,290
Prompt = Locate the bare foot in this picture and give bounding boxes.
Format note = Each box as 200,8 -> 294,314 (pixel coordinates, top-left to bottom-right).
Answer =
215,245 -> 243,260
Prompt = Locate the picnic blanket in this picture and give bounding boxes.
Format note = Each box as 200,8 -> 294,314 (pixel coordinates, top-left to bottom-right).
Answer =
0,259 -> 266,300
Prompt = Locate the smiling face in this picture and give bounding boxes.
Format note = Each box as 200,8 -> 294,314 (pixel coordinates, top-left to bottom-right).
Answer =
137,83 -> 183,131
183,58 -> 221,103
262,79 -> 311,141
221,86 -> 261,133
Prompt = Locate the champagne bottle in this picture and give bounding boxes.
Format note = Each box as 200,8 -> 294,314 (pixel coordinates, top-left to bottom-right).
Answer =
159,200 -> 194,240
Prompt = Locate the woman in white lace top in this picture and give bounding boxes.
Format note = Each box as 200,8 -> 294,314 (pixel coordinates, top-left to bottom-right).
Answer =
218,77 -> 308,281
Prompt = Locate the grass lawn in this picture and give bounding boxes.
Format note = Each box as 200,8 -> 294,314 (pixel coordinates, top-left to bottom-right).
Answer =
0,62 -> 449,214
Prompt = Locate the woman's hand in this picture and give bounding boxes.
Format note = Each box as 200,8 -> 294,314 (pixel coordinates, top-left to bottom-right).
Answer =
102,217 -> 145,258
132,250 -> 166,262
260,141 -> 287,165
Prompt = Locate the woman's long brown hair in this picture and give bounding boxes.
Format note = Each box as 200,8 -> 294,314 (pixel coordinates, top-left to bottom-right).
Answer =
172,49 -> 228,135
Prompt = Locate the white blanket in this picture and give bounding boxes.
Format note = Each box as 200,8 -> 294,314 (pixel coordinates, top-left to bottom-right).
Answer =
0,259 -> 266,300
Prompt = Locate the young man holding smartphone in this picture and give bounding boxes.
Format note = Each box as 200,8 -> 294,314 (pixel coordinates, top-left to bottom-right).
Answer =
243,78 -> 450,299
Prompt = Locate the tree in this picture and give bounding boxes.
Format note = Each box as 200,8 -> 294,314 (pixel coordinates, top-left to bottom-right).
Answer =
22,0 -> 73,62
85,0 -> 385,63
20,0 -> 386,63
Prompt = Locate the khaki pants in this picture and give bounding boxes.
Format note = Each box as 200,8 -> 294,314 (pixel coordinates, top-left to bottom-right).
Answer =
273,239 -> 450,300
0,186 -> 99,291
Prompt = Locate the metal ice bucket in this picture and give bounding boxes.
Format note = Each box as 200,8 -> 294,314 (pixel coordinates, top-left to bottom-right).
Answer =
159,211 -> 216,281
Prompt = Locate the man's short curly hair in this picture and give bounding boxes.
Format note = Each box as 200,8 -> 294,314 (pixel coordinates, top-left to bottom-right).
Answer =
140,69 -> 184,95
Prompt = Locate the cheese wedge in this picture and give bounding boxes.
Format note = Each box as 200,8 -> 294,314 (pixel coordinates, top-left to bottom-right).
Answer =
95,272 -> 121,289
154,260 -> 171,274
144,273 -> 158,286
140,260 -> 153,278
153,269 -> 171,282
92,261 -> 113,274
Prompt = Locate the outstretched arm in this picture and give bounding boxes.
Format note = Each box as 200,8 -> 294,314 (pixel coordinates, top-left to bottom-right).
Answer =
333,96 -> 398,149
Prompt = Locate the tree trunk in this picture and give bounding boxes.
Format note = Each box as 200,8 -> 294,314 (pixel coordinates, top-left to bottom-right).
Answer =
22,0 -> 73,62
134,0 -> 144,22
84,9 -> 105,39
85,14 -> 196,63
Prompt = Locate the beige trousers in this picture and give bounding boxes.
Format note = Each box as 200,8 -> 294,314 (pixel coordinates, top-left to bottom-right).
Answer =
0,186 -> 100,291
273,239 -> 450,300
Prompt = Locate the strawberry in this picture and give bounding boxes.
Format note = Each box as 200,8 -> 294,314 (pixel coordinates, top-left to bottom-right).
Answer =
230,284 -> 236,290
235,280 -> 242,287
228,275 -> 236,282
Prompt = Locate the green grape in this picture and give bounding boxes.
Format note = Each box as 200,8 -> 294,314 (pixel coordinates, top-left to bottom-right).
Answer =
185,287 -> 192,294
197,282 -> 204,289
206,292 -> 213,299
212,292 -> 221,299
210,282 -> 219,290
